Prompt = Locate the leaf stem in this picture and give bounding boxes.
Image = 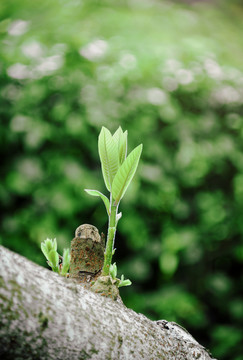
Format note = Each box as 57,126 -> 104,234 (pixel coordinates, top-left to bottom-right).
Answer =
102,201 -> 118,276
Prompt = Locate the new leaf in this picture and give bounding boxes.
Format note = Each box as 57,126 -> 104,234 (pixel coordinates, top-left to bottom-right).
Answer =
84,189 -> 110,215
113,127 -> 127,165
98,127 -> 119,192
111,144 -> 143,204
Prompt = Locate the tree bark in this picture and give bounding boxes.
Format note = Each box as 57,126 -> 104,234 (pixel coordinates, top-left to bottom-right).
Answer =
0,245 -> 216,360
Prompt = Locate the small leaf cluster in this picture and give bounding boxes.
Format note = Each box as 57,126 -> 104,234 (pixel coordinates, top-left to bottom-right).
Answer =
41,238 -> 70,276
109,263 -> 132,288
85,126 -> 143,212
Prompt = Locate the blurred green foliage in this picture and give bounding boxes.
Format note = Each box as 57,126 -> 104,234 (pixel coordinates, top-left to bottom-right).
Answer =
1,0 -> 243,358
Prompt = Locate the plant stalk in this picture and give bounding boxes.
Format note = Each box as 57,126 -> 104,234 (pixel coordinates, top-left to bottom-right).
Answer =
102,202 -> 118,276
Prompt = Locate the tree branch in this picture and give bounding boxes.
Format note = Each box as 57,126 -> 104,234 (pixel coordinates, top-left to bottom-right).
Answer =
0,246 -> 216,359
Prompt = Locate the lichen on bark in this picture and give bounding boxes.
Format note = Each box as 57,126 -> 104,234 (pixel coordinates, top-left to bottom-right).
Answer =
69,224 -> 105,285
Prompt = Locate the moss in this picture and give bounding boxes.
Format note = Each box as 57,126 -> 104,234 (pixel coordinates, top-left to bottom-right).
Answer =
79,349 -> 92,360
118,335 -> 123,344
0,275 -> 7,289
90,346 -> 99,355
38,311 -> 49,331
0,277 -> 27,321
90,275 -> 119,300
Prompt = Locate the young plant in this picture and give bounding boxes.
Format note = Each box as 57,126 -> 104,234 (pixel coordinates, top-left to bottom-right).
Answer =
109,263 -> 132,288
85,126 -> 143,281
41,238 -> 70,276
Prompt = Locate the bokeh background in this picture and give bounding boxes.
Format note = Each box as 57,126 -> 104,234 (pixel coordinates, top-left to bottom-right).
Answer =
1,0 -> 243,358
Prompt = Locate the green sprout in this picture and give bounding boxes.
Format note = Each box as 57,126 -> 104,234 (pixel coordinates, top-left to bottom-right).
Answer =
85,126 -> 143,282
41,238 -> 70,276
109,263 -> 132,288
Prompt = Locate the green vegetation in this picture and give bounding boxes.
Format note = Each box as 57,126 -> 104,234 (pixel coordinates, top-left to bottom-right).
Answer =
41,238 -> 70,276
86,126 -> 142,281
1,0 -> 243,358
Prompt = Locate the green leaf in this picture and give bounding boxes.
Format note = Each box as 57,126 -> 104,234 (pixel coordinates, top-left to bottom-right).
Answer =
112,144 -> 143,204
41,238 -> 57,260
61,248 -> 70,275
119,279 -> 132,287
118,275 -> 132,287
48,249 -> 59,269
109,263 -> 117,279
63,248 -> 70,263
45,238 -> 54,253
98,127 -> 119,192
41,242 -> 49,260
113,126 -> 123,145
84,189 -> 110,215
113,127 -> 127,165
119,130 -> 127,165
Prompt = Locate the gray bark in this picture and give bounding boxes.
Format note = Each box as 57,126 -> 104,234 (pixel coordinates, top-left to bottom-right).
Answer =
0,245 -> 216,360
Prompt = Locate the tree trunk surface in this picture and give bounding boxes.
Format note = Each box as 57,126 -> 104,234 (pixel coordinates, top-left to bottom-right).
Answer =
0,246 -> 216,360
